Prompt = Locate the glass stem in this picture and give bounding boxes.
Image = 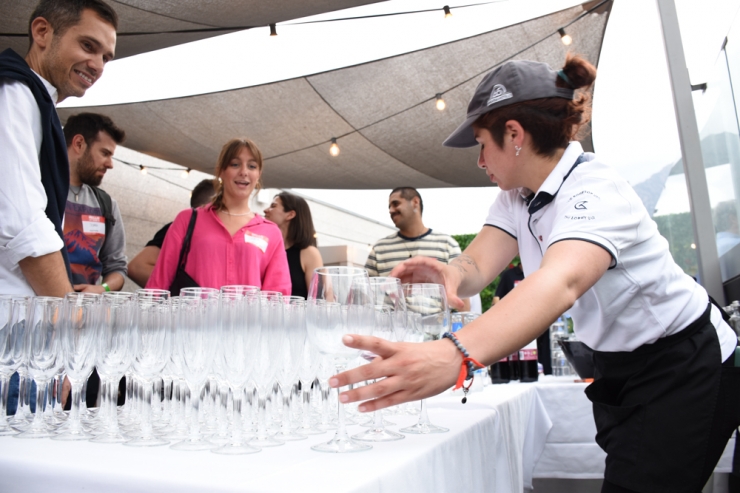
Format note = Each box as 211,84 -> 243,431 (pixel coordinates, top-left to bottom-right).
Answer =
140,381 -> 153,439
334,364 -> 348,440
301,387 -> 312,429
0,375 -> 9,427
107,379 -> 120,435
188,385 -> 200,442
232,390 -> 243,445
418,398 -> 431,426
68,383 -> 82,432
30,380 -> 46,431
257,395 -> 268,439
281,391 -> 291,434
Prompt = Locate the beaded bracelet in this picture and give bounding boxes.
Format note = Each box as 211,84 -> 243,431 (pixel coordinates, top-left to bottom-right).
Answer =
442,332 -> 484,404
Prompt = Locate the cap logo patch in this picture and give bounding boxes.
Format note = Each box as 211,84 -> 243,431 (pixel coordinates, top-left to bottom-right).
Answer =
487,84 -> 513,106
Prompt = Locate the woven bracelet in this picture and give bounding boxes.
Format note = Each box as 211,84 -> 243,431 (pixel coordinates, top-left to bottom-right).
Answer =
442,332 -> 484,403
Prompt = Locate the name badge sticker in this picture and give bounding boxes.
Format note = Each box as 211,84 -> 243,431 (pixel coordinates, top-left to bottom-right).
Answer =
244,231 -> 269,253
81,215 -> 106,235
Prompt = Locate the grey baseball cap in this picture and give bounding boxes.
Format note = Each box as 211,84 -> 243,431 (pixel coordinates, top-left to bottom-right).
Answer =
443,60 -> 575,148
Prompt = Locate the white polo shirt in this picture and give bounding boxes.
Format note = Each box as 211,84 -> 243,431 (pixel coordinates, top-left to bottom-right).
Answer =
485,141 -> 735,358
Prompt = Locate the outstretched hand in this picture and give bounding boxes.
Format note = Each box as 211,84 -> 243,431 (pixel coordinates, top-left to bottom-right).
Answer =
329,334 -> 462,412
389,257 -> 465,310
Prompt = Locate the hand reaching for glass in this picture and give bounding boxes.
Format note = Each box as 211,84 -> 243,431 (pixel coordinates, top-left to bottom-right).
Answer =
329,332 -> 463,413
388,257 -> 466,311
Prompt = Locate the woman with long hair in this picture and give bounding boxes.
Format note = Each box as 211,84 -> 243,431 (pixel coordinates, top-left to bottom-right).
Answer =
332,54 -> 738,493
263,191 -> 323,299
147,138 -> 290,294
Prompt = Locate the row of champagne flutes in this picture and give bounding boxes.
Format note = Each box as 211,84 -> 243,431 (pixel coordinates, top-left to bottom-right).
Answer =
0,267 -> 452,453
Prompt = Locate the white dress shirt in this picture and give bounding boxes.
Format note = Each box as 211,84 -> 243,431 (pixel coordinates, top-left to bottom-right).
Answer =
0,72 -> 65,296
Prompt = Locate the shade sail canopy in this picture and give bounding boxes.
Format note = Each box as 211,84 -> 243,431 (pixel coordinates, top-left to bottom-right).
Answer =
0,0 -> 382,59
57,1 -> 611,189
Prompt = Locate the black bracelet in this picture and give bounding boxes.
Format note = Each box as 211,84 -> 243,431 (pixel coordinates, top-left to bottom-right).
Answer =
442,332 -> 476,380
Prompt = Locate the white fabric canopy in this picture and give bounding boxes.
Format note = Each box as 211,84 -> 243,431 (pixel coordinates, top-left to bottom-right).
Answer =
56,1 -> 612,189
0,0 -> 383,59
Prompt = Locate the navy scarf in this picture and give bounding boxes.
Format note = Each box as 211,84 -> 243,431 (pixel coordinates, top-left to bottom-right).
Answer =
0,48 -> 71,278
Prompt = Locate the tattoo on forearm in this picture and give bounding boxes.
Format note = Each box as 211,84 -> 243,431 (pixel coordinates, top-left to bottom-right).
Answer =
451,254 -> 480,276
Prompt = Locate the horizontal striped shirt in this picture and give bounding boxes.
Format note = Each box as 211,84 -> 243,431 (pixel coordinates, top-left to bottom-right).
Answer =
365,229 -> 461,277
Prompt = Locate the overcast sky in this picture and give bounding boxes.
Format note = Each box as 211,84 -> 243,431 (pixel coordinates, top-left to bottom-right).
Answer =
60,0 -> 740,234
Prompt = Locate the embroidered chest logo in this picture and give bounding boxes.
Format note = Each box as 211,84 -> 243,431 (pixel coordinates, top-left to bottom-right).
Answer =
487,84 -> 513,106
574,201 -> 588,210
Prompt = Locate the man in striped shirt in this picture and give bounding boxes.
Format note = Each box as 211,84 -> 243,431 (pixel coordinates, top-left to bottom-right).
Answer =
365,187 -> 465,284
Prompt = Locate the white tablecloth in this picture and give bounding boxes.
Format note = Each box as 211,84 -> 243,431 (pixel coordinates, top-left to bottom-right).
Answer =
531,375 -> 735,479
0,384 -> 551,493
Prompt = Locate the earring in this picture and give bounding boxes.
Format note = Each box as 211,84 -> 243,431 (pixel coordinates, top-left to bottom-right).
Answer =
514,145 -> 521,157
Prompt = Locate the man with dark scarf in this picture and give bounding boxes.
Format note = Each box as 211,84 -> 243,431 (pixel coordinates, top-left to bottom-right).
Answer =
0,0 -> 118,297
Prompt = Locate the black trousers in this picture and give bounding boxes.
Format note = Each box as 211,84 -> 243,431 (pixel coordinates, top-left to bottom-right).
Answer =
586,304 -> 740,493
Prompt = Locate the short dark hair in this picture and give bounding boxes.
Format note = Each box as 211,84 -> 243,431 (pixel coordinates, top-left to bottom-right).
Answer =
28,0 -> 118,46
191,179 -> 215,208
277,192 -> 317,250
63,112 -> 125,148
390,186 -> 423,214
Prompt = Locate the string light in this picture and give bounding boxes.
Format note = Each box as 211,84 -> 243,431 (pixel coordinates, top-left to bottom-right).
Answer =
443,5 -> 452,18
181,167 -> 191,179
329,138 -> 340,157
435,93 -> 446,111
558,28 -> 572,46
140,165 -> 148,175
269,24 -> 277,36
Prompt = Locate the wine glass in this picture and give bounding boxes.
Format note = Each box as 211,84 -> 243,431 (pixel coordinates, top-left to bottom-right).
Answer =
171,287 -> 220,451
54,292 -> 100,440
125,289 -> 171,447
399,283 -> 449,434
212,287 -> 261,455
353,277 -> 405,442
8,297 -> 32,431
91,292 -> 135,443
306,266 -> 374,453
15,297 -> 64,439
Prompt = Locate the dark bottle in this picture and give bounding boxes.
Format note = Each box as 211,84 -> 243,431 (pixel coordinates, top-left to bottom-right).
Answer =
489,357 -> 510,384
508,353 -> 520,381
519,341 -> 539,382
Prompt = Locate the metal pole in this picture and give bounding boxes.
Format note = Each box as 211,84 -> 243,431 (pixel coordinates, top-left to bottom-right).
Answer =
656,0 -> 725,304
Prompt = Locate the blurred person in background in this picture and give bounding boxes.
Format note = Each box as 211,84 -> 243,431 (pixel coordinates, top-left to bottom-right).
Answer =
63,112 -> 127,294
127,179 -> 214,287
263,191 -> 323,299
146,138 -> 290,294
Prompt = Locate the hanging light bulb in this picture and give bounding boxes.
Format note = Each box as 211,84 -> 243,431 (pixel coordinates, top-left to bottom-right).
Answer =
181,168 -> 191,179
269,24 -> 277,36
443,5 -> 452,18
435,93 -> 446,111
558,28 -> 572,46
329,138 -> 340,157
140,165 -> 147,175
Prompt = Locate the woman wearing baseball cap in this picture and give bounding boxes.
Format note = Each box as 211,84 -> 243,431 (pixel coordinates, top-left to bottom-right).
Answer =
331,54 -> 738,493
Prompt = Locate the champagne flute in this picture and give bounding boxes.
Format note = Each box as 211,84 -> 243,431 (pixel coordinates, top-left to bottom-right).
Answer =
91,292 -> 135,443
0,296 -> 25,436
307,266 -> 374,453
399,283 -> 449,434
212,287 -> 261,455
353,277 -> 405,442
171,287 -> 220,451
125,289 -> 171,447
54,292 -> 100,440
274,297 -> 307,441
15,297 -> 64,439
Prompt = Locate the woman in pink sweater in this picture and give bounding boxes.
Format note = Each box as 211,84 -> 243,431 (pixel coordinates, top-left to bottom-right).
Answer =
146,138 -> 291,295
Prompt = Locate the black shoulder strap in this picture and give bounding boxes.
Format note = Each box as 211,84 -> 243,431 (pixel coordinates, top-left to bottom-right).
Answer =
178,209 -> 198,270
91,186 -> 116,252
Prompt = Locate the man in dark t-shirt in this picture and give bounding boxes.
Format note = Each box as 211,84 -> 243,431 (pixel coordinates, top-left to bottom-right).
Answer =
127,179 -> 214,287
